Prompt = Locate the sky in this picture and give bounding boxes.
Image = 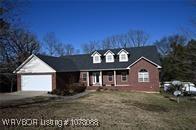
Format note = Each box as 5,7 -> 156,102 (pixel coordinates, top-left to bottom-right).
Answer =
21,0 -> 195,51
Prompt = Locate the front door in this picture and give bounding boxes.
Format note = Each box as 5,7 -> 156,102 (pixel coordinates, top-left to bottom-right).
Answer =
93,72 -> 100,85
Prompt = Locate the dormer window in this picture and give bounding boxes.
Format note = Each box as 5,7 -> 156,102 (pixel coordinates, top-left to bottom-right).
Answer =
117,49 -> 129,62
104,50 -> 114,63
91,51 -> 101,63
120,54 -> 127,61
106,55 -> 113,62
94,55 -> 101,63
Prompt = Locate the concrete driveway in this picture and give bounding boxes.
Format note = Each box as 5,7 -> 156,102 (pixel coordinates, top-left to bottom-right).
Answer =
0,91 -> 48,103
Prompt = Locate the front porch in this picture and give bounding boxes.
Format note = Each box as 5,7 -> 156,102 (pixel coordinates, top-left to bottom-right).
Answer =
85,70 -> 129,87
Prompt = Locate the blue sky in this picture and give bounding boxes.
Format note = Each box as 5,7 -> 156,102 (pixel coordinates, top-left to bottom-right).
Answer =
22,0 -> 195,51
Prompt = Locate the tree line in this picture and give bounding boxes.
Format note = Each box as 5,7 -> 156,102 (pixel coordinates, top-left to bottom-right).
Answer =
154,35 -> 196,84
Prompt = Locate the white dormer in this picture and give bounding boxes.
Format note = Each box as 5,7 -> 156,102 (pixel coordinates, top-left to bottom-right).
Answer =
117,49 -> 129,62
104,50 -> 115,63
91,51 -> 101,63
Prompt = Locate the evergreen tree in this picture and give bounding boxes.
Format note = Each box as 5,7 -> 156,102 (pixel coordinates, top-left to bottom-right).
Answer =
186,40 -> 196,84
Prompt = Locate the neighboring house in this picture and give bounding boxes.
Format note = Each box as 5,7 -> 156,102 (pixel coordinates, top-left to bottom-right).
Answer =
14,46 -> 162,92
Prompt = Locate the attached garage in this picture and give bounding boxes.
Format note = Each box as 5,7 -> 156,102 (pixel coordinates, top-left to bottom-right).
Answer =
14,54 -> 56,91
21,74 -> 52,91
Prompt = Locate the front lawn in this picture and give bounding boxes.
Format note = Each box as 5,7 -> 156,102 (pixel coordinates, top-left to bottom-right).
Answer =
0,91 -> 196,129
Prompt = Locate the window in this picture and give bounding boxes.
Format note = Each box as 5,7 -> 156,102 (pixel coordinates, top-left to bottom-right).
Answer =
93,55 -> 101,63
138,69 -> 149,82
91,51 -> 101,63
82,73 -> 87,81
121,72 -> 127,81
119,53 -> 128,62
120,54 -> 126,60
106,54 -> 114,63
118,49 -> 129,62
108,72 -> 113,81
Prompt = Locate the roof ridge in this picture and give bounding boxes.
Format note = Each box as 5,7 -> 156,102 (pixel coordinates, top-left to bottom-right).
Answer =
94,45 -> 156,52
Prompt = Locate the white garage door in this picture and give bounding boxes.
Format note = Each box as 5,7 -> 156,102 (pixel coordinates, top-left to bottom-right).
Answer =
21,75 -> 52,91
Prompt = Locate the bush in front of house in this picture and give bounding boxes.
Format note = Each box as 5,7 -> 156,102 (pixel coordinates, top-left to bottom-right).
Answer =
50,83 -> 86,96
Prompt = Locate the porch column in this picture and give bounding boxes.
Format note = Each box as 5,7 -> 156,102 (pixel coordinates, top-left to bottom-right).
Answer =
114,70 -> 117,86
100,71 -> 102,86
87,72 -> 89,86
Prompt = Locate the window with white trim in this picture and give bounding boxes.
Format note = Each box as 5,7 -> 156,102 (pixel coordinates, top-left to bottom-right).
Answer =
106,54 -> 114,63
119,52 -> 128,62
138,69 -> 149,82
82,73 -> 87,81
93,55 -> 101,63
121,72 -> 127,81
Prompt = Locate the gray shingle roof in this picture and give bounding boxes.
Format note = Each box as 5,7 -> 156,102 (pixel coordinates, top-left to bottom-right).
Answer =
37,45 -> 161,72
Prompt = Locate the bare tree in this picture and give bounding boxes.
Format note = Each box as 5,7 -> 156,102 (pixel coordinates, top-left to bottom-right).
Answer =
126,29 -> 149,47
100,29 -> 149,49
102,35 -> 128,49
1,28 -> 40,64
154,35 -> 187,56
43,32 -> 59,56
82,40 -> 100,53
0,28 -> 40,92
102,37 -> 117,49
82,29 -> 149,52
43,32 -> 76,56
64,43 -> 75,55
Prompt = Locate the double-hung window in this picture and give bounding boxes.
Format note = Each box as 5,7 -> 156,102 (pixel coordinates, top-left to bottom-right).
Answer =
138,69 -> 149,82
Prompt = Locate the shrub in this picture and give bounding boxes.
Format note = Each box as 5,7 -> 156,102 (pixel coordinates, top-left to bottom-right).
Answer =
50,83 -> 86,96
96,87 -> 103,92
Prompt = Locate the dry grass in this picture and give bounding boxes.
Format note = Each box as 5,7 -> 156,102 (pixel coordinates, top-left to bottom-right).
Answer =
0,91 -> 196,130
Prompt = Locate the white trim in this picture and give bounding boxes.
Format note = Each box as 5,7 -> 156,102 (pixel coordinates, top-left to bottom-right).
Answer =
33,55 -> 56,72
117,49 -> 129,55
114,70 -> 116,86
93,55 -> 101,63
92,72 -> 102,85
14,54 -> 56,73
100,71 -> 102,86
80,68 -> 128,71
127,56 -> 162,69
119,53 -> 128,62
91,51 -> 101,57
13,54 -> 35,73
105,53 -> 114,63
138,71 -> 149,82
104,50 -> 115,56
87,72 -> 89,86
82,73 -> 87,81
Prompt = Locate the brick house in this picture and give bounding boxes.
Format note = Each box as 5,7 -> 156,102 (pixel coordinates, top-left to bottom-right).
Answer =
14,46 -> 162,92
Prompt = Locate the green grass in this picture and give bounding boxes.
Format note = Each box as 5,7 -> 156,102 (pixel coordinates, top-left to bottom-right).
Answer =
0,91 -> 196,130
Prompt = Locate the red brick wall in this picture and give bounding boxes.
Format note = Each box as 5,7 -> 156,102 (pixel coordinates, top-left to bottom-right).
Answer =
128,59 -> 160,91
17,74 -> 21,91
116,70 -> 129,85
87,59 -> 160,92
52,73 -> 56,90
102,71 -> 114,86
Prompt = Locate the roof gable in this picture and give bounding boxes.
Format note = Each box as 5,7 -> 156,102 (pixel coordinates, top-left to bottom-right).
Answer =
104,50 -> 115,56
91,51 -> 101,57
15,54 -> 56,73
127,56 -> 162,69
117,49 -> 129,55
